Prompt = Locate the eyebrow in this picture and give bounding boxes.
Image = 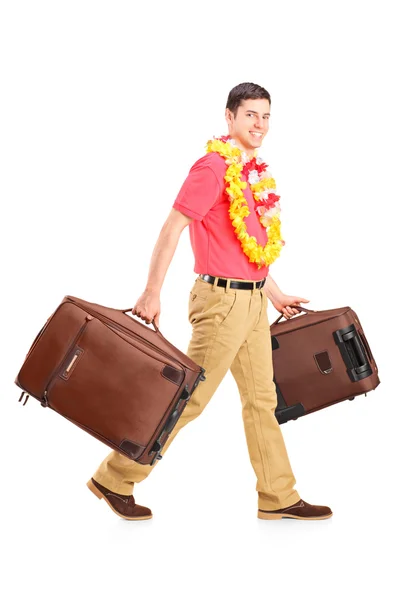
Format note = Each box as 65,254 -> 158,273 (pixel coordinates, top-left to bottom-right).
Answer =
246,110 -> 270,116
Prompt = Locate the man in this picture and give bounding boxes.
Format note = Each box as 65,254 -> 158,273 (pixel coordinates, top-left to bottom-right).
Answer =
87,82 -> 333,521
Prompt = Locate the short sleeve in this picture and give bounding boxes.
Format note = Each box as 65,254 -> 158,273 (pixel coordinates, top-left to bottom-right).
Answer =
172,159 -> 222,222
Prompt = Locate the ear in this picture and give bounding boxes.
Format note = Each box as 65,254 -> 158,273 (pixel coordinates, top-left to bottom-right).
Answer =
225,107 -> 233,126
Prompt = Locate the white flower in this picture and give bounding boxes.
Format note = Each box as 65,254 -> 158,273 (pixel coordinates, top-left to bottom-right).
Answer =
260,216 -> 272,227
260,169 -> 272,179
256,156 -> 265,165
248,169 -> 260,184
265,205 -> 280,218
241,151 -> 251,164
260,189 -> 277,199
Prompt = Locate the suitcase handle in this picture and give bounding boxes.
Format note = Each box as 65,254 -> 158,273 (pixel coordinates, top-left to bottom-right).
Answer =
121,308 -> 159,334
271,305 -> 316,325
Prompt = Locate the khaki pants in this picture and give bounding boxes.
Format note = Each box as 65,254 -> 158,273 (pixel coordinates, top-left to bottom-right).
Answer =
92,275 -> 301,511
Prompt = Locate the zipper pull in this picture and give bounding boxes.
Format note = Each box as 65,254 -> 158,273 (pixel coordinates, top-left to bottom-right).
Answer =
18,391 -> 30,406
41,390 -> 49,408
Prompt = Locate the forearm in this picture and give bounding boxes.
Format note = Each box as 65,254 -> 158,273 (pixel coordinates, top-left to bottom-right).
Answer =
264,273 -> 283,302
144,223 -> 181,294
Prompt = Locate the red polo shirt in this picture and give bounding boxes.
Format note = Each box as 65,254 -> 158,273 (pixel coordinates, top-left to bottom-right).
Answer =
172,151 -> 270,281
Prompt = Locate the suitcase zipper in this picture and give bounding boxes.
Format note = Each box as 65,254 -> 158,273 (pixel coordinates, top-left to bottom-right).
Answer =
87,308 -> 187,371
67,301 -> 198,375
103,323 -> 184,375
41,316 -> 93,407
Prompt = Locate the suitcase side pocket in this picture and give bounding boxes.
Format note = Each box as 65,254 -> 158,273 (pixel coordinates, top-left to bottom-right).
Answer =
42,315 -> 94,407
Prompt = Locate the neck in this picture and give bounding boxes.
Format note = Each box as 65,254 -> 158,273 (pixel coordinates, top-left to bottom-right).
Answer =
229,136 -> 255,160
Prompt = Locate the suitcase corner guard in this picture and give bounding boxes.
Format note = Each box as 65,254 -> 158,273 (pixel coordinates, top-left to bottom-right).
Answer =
149,368 -> 206,465
273,375 -> 305,425
275,404 -> 305,424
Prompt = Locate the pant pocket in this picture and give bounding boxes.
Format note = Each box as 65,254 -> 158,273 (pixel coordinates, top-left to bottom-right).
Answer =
192,278 -> 212,300
189,289 -> 237,326
217,292 -> 237,327
188,290 -> 210,324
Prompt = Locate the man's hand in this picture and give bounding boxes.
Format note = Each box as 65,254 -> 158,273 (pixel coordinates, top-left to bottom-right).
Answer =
268,291 -> 310,320
132,290 -> 161,328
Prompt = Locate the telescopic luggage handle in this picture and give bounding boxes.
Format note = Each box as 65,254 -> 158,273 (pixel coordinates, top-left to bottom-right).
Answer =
121,308 -> 160,333
271,304 -> 317,326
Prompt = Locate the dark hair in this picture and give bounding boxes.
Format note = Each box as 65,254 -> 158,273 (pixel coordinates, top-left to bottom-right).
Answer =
226,82 -> 271,117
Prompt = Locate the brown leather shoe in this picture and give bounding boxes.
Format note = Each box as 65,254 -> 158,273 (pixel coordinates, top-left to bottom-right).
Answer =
258,498 -> 333,520
87,478 -> 152,520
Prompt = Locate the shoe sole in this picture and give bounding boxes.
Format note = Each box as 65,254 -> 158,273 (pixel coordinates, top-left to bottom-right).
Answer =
87,479 -> 153,521
257,510 -> 333,520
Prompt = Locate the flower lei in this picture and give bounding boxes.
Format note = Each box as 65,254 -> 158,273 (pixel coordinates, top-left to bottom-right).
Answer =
205,135 -> 285,269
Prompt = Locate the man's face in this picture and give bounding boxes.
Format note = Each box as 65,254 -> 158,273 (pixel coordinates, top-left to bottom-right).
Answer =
225,98 -> 270,154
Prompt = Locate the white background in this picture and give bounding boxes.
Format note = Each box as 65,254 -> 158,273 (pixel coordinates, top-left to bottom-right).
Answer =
1,1 -> 399,598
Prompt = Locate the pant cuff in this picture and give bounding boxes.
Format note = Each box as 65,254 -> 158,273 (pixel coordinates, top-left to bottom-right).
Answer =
91,474 -> 135,496
258,490 -> 301,511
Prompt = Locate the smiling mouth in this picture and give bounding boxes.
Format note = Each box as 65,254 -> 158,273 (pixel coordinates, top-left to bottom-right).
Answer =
250,131 -> 263,138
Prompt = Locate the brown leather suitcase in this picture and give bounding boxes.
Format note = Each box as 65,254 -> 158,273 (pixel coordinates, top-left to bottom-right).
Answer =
15,295 -> 206,465
271,305 -> 380,424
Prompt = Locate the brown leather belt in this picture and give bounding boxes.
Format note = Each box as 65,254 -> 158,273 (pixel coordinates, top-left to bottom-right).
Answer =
200,274 -> 266,290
